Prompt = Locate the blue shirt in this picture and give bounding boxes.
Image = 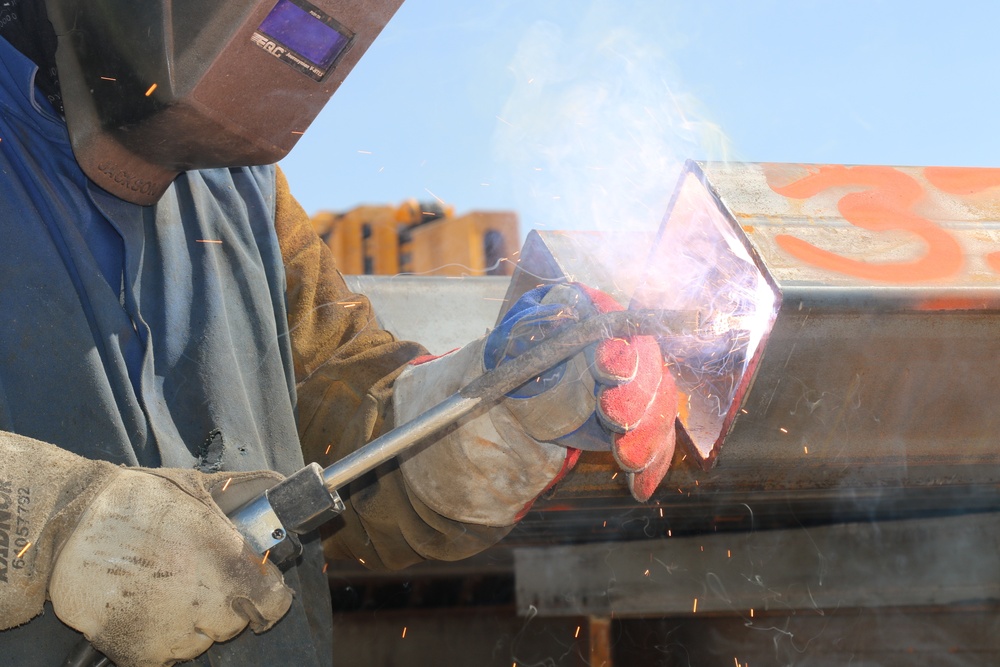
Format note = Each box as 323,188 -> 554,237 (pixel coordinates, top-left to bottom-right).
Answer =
0,35 -> 332,666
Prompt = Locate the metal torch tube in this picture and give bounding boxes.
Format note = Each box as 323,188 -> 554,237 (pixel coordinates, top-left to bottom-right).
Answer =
321,308 -> 696,493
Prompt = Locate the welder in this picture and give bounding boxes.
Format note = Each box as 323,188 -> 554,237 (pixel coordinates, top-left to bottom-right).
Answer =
0,1 -> 678,665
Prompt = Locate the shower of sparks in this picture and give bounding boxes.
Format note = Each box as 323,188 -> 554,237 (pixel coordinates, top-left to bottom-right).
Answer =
144,83 -> 158,96
221,477 -> 233,492
15,542 -> 31,558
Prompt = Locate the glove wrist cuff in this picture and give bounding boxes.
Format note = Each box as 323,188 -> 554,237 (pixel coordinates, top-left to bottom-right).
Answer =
395,338 -> 568,526
0,434 -> 118,629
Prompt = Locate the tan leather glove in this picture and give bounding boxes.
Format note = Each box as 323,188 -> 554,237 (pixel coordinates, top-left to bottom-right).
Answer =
396,284 -> 678,527
0,432 -> 292,667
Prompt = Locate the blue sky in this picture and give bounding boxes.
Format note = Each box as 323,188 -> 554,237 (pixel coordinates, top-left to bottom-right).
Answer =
280,0 -> 1000,236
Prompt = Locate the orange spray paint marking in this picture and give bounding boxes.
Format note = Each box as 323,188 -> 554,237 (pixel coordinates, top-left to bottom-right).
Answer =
923,166 -> 1000,195
768,165 -> 964,283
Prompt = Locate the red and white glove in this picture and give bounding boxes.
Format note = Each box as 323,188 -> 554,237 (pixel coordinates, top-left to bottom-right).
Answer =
395,283 -> 678,527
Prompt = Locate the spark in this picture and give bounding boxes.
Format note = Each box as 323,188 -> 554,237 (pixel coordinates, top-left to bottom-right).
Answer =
574,626 -> 581,638
603,521 -> 607,527
144,83 -> 158,96
643,569 -> 650,577
424,188 -> 445,205
779,427 -> 788,434
611,472 -> 618,480
100,76 -> 117,81
261,549 -> 271,566
804,445 -> 809,454
359,558 -> 366,565
741,408 -> 749,414
322,563 -> 328,573
480,183 -> 491,187
291,130 -> 304,135
727,550 -> 732,558
221,477 -> 233,492
659,508 -> 663,518
325,444 -> 332,455
337,300 -> 362,308
677,488 -> 683,494
692,598 -> 698,613
15,542 -> 31,558
357,150 -> 373,154
700,546 -> 704,552
197,239 -> 223,244
750,608 -> 754,618
667,530 -> 672,537
402,627 -> 407,638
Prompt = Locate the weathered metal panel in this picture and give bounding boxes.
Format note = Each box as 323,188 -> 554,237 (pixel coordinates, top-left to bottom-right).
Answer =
514,512 -> 1000,617
343,275 -> 510,355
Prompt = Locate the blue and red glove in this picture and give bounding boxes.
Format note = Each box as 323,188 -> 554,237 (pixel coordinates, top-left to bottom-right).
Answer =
484,283 -> 678,501
394,283 -> 678,528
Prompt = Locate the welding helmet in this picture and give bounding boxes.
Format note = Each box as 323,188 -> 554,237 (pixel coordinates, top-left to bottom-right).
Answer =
43,0 -> 402,205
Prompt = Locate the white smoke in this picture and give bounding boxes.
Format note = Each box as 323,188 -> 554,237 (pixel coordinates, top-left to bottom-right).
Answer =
493,2 -> 734,234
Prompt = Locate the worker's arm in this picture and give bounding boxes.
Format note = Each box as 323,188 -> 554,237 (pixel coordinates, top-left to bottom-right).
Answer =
274,168 -> 677,570
274,168 -> 514,569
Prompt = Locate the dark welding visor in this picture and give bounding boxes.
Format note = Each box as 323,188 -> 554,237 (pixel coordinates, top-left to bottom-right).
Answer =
44,0 -> 402,205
